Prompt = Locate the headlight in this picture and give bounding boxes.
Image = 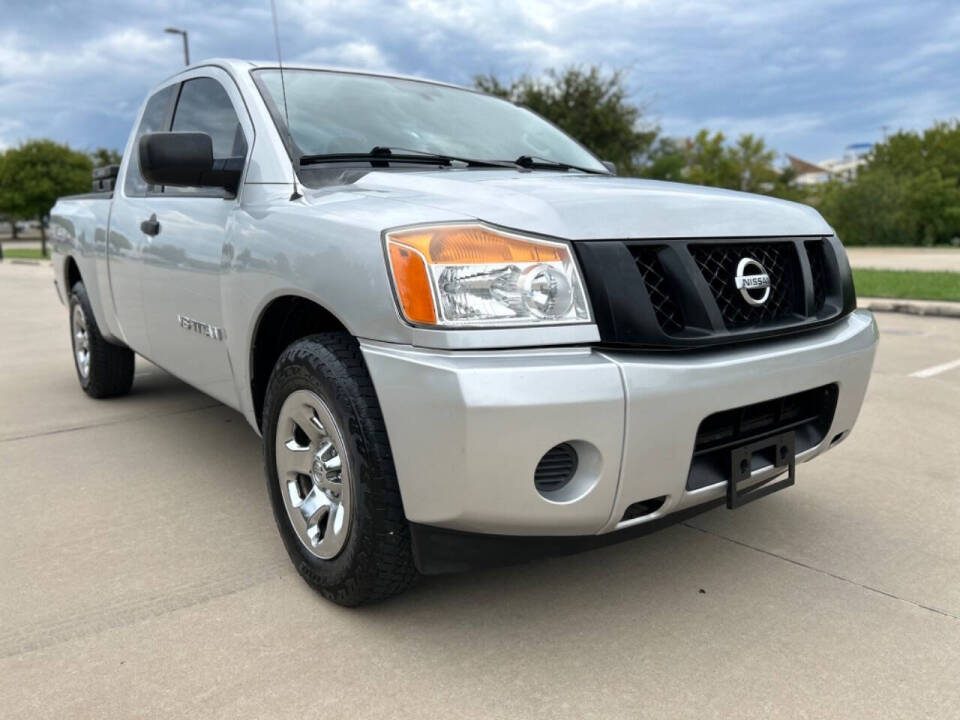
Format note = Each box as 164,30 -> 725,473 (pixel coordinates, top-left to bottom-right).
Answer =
385,224 -> 591,327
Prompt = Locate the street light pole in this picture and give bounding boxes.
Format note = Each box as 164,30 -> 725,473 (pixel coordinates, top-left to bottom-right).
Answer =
164,27 -> 190,66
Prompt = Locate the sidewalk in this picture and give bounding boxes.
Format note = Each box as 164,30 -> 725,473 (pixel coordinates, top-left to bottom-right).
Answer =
846,247 -> 960,272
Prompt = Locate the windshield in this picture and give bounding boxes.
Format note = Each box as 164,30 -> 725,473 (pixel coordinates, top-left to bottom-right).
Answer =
253,68 -> 606,172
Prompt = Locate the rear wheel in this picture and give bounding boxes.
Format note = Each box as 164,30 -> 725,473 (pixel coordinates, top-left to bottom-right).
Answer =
262,333 -> 417,606
69,281 -> 135,398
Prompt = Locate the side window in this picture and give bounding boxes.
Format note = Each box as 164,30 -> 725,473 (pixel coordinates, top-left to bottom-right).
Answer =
172,77 -> 247,162
124,85 -> 176,196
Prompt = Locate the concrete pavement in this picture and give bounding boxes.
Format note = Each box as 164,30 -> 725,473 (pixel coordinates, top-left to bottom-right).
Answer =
846,246 -> 960,272
1,261 -> 958,719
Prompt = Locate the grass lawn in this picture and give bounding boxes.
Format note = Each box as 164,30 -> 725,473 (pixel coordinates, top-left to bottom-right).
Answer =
854,268 -> 960,302
1,248 -> 49,261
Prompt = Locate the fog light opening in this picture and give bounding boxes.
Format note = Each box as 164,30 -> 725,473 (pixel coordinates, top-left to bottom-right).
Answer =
534,442 -> 578,493
534,440 -> 601,504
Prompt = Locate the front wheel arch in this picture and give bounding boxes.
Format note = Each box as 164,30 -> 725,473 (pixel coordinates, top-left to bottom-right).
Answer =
249,294 -> 350,430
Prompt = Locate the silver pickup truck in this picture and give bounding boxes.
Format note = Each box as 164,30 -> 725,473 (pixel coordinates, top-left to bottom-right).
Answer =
51,59 -> 878,605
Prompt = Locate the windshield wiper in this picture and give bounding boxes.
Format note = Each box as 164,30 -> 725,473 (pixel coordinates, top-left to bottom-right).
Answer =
513,155 -> 607,175
299,146 -> 516,169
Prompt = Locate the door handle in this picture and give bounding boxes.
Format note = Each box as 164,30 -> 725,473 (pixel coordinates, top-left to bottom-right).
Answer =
140,214 -> 160,236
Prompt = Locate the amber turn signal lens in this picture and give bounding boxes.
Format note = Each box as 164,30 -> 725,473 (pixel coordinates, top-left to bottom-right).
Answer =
387,243 -> 437,324
385,224 -> 589,327
388,226 -> 566,264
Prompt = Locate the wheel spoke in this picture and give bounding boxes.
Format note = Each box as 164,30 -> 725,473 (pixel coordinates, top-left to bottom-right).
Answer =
292,403 -> 325,441
297,486 -> 331,527
321,454 -> 342,476
325,502 -> 348,545
277,440 -> 314,476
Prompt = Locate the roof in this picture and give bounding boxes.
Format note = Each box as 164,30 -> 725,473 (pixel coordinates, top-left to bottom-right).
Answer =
164,58 -> 472,93
786,154 -> 829,175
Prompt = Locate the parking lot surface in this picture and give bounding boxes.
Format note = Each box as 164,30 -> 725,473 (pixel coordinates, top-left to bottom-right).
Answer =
1,261 -> 958,719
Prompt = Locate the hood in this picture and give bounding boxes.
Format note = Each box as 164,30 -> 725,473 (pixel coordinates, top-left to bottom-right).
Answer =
346,169 -> 832,240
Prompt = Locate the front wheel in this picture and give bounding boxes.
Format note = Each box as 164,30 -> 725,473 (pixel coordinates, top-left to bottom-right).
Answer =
262,333 -> 417,605
69,281 -> 135,398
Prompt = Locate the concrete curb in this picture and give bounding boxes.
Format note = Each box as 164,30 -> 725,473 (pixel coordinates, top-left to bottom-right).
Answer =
859,296 -> 960,319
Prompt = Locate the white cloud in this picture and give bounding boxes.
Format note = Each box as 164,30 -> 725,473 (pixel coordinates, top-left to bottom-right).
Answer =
297,41 -> 392,71
0,0 -> 957,159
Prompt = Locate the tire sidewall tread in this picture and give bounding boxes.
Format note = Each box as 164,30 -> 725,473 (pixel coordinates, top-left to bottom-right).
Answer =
262,333 -> 416,606
69,282 -> 135,399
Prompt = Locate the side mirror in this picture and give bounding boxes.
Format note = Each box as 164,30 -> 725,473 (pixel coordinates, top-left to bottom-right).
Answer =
138,132 -> 242,193
601,160 -> 617,175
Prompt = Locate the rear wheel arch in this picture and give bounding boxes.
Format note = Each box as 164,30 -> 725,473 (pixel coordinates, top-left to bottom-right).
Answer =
64,255 -> 82,293
249,294 -> 351,429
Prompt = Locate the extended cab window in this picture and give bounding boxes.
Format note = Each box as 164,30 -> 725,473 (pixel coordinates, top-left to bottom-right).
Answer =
169,77 -> 247,196
124,85 -> 176,196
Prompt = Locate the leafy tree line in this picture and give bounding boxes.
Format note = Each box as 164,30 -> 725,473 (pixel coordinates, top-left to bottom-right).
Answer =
2,67 -> 957,250
0,142 -> 120,255
476,66 -> 799,199
814,123 -> 960,245
476,66 -> 960,245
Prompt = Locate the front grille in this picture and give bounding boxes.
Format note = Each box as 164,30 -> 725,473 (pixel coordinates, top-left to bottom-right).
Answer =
630,246 -> 685,333
573,235 -> 851,349
690,242 -> 803,328
686,384 -> 838,490
805,240 -> 827,313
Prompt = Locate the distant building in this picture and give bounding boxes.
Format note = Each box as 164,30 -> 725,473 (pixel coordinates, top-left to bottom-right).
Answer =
787,155 -> 831,186
788,143 -> 872,185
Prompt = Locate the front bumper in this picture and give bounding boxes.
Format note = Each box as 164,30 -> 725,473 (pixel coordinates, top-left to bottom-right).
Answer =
361,309 -> 878,538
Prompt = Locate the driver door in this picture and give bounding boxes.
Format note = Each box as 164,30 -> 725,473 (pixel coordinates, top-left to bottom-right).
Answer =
138,71 -> 251,405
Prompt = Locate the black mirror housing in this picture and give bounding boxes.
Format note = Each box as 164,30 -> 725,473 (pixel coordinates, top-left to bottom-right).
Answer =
138,132 -> 242,192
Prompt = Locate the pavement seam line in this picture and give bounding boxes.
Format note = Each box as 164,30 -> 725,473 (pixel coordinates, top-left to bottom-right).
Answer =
0,563 -> 293,659
0,402 -> 224,444
682,522 -> 960,622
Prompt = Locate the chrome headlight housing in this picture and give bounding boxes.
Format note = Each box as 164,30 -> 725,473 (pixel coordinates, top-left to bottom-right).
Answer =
384,224 -> 591,327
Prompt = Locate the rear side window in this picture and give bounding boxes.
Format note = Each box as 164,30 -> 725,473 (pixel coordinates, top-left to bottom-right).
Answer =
172,78 -> 247,160
124,85 -> 176,196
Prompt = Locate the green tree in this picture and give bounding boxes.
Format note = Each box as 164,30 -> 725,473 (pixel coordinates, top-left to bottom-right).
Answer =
643,129 -> 800,198
643,137 -> 687,182
475,66 -> 657,175
0,140 -> 92,256
817,122 -> 960,245
818,172 -> 905,245
90,147 -> 123,167
682,130 -> 738,188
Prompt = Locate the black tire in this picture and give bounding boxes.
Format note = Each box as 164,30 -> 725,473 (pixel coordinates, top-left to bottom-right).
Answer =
262,333 -> 417,606
69,281 -> 135,398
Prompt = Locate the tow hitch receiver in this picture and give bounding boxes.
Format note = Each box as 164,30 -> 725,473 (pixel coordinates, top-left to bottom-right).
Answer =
727,431 -> 796,509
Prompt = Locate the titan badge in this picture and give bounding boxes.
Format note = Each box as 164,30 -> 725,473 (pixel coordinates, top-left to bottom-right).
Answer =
734,257 -> 771,306
177,314 -> 226,341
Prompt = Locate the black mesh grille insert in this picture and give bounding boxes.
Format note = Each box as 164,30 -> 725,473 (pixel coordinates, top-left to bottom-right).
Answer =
690,242 -> 803,328
534,443 -> 578,493
686,384 -> 838,490
629,246 -> 685,333
805,240 -> 828,313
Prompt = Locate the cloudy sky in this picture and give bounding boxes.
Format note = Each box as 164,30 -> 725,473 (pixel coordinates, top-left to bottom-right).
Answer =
2,0 -> 958,162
